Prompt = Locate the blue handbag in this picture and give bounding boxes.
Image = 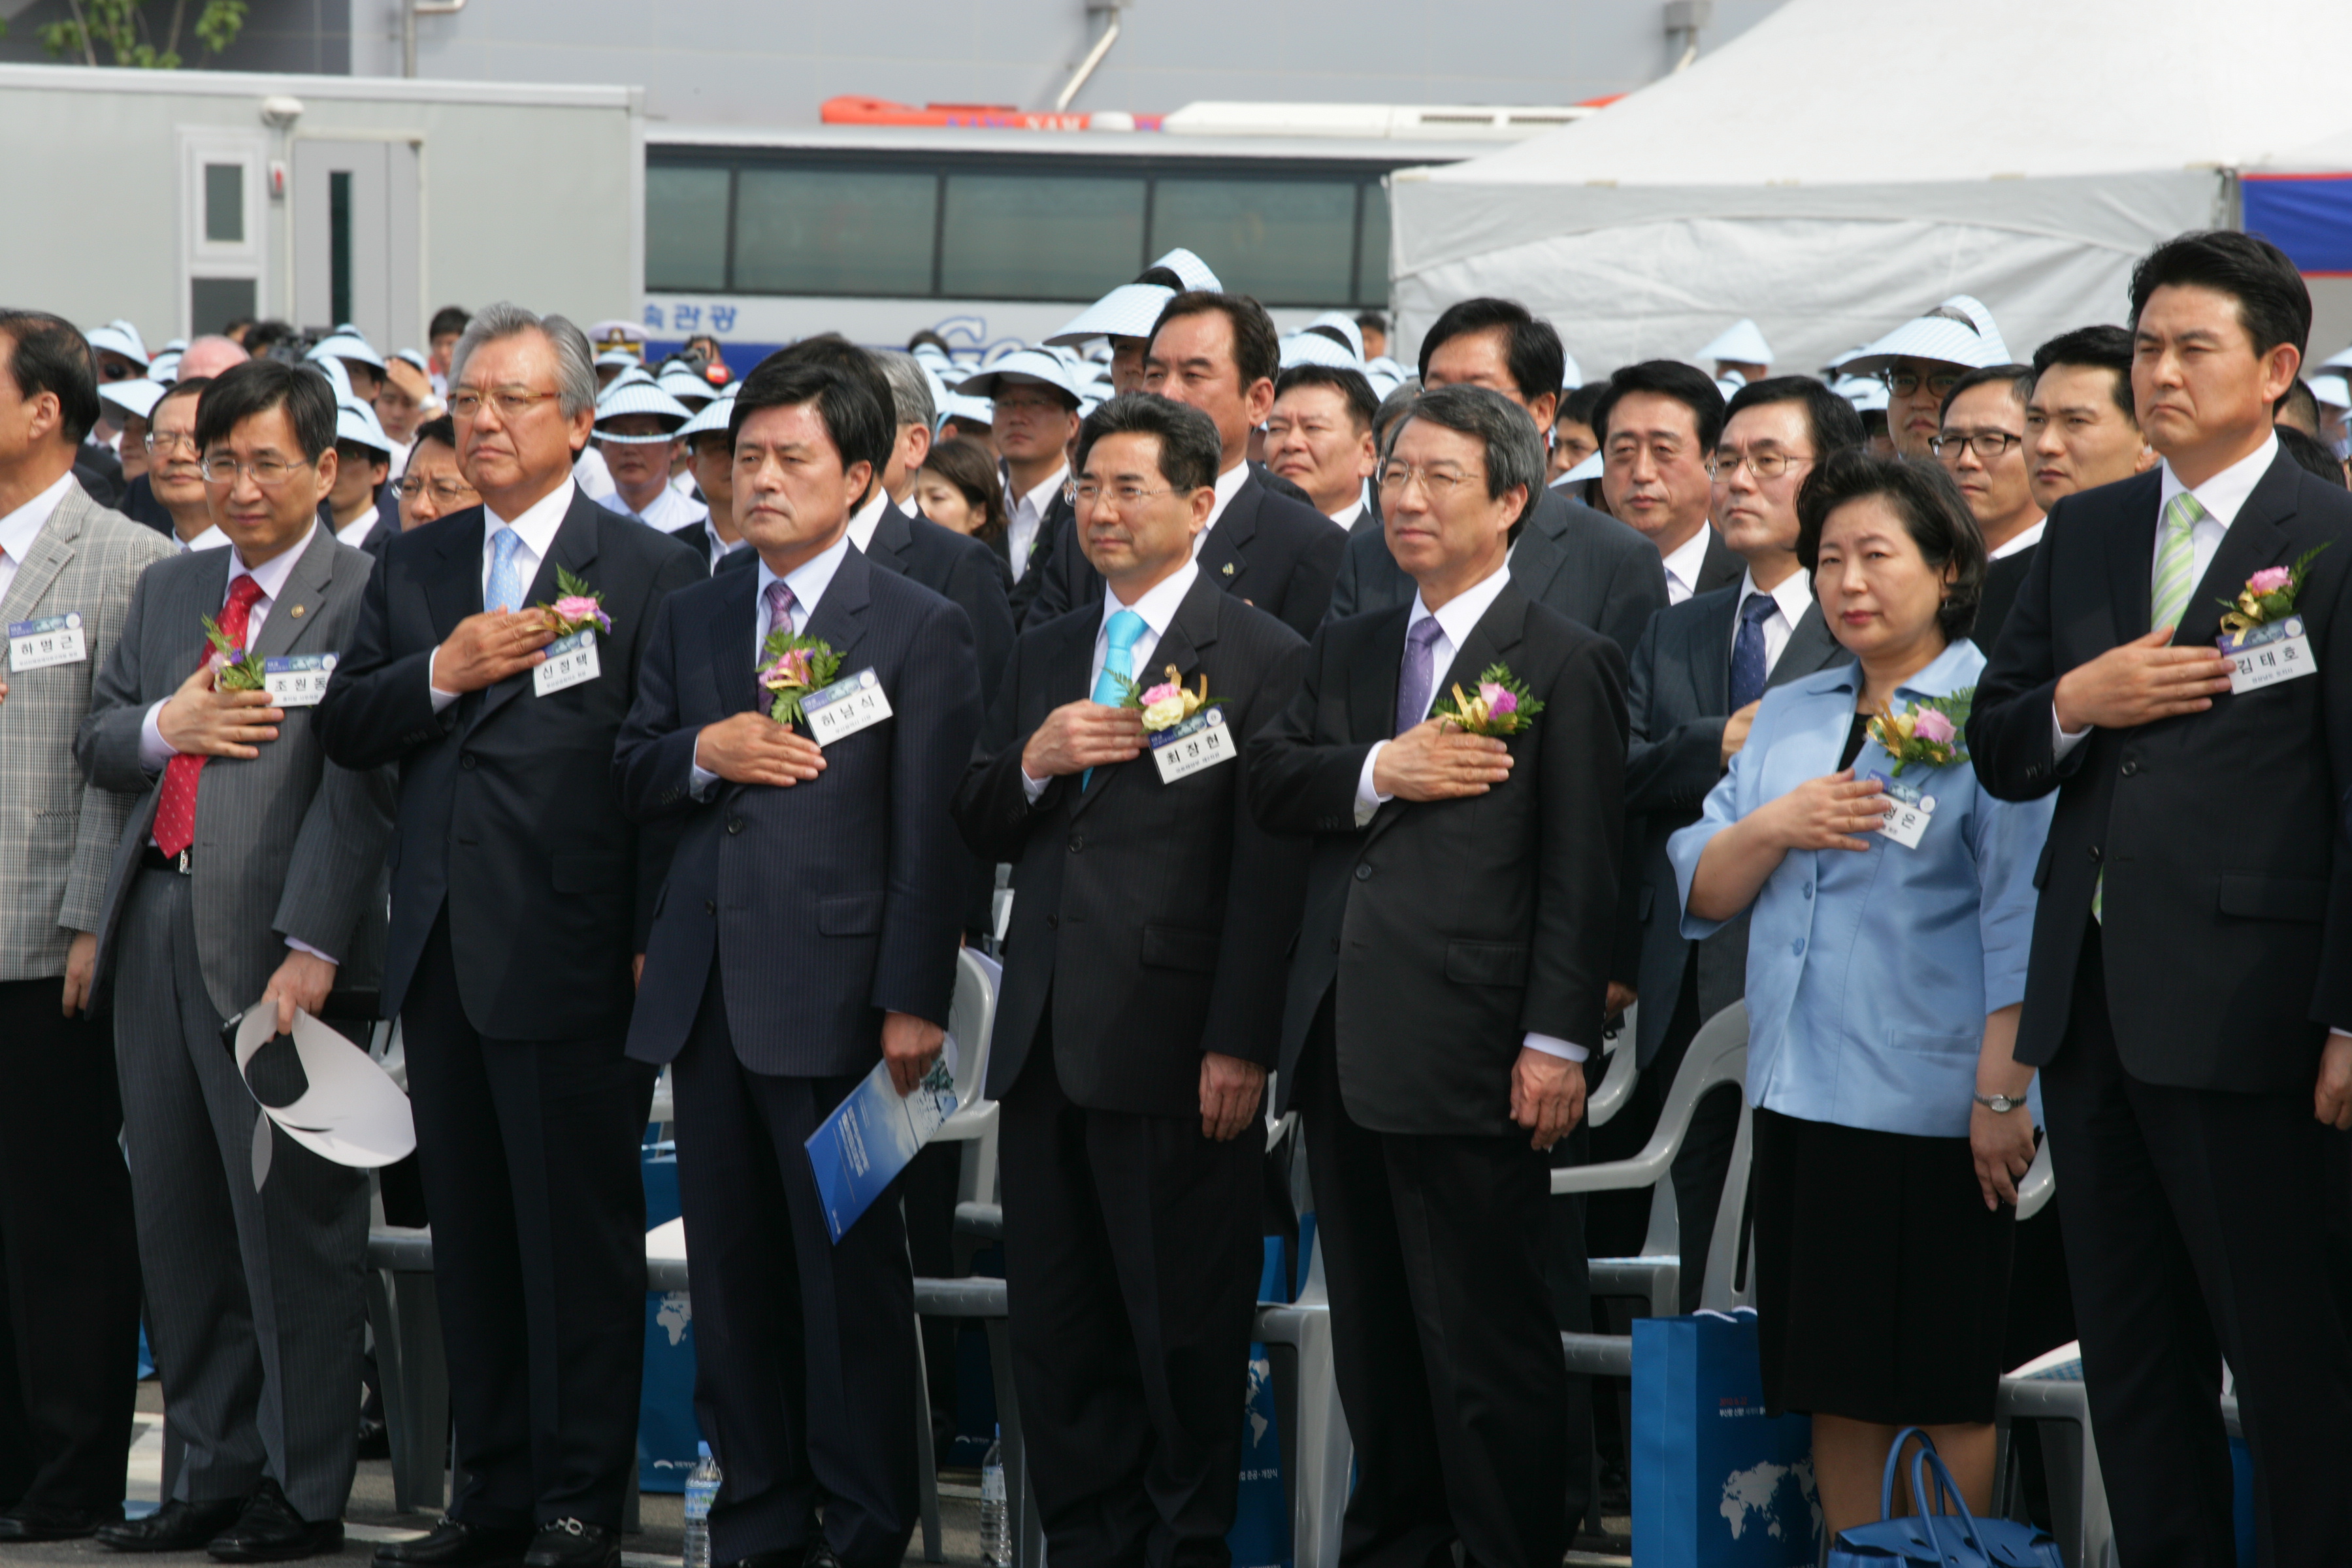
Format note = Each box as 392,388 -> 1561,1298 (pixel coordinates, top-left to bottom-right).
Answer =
1824,1428 -> 2062,1568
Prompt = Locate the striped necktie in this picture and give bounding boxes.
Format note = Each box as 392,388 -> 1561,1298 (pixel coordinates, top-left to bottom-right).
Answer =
2095,491 -> 2208,924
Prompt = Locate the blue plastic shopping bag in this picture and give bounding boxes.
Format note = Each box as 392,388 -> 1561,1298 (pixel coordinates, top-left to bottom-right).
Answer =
1228,1237 -> 1290,1568
638,1143 -> 702,1492
1632,1309 -> 1821,1568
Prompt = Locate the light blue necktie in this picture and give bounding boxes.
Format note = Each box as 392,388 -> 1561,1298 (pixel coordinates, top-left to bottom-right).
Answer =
486,527 -> 526,615
1083,608 -> 1147,789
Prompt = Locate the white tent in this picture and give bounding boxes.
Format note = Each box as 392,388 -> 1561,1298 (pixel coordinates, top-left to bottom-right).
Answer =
1390,0 -> 2352,378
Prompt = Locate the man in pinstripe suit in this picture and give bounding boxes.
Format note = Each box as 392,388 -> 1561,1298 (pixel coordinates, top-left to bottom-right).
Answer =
77,360 -> 393,1561
0,311 -> 169,1543
617,359 -> 982,1568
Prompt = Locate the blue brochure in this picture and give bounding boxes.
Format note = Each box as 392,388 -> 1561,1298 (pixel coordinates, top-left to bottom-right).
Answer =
805,1039 -> 959,1243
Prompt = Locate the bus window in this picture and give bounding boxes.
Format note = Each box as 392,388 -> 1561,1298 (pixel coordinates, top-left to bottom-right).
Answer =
941,172 -> 1147,301
734,166 -> 936,296
1152,178 -> 1356,305
647,165 -> 730,292
1356,183 -> 1391,307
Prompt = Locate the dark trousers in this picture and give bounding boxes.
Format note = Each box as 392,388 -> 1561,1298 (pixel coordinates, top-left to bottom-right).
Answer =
0,978 -> 140,1514
670,964 -> 917,1568
400,911 -> 654,1532
998,1032 -> 1264,1568
1294,994 -> 1568,1568
902,1141 -> 961,1458
2042,923 -> 2352,1568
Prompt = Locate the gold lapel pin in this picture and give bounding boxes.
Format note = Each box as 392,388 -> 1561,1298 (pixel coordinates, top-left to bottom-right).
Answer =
1220,562 -> 1235,576
289,604 -> 305,618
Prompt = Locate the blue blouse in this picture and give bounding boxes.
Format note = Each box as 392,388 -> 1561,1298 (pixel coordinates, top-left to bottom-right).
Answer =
1667,640 -> 2053,1139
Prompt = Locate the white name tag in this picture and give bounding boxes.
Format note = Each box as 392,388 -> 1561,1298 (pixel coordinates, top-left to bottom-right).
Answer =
263,652 -> 336,707
803,668 -> 893,747
1149,707 -> 1235,784
533,629 -> 602,696
7,612 -> 85,672
1878,796 -> 1935,850
2219,615 -> 2316,694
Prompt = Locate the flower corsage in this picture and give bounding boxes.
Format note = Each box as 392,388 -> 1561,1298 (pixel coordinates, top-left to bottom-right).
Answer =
1114,664 -> 1223,735
1431,663 -> 1543,736
759,632 -> 843,728
2219,545 -> 2329,636
537,566 -> 613,637
201,615 -> 266,691
1866,687 -> 1972,776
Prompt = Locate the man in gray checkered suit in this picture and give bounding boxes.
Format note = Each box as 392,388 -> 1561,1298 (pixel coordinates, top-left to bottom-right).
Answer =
0,311 -> 169,1543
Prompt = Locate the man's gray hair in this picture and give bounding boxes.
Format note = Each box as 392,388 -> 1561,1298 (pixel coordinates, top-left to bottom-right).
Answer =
1397,383 -> 1545,524
448,302 -> 597,419
874,348 -> 936,429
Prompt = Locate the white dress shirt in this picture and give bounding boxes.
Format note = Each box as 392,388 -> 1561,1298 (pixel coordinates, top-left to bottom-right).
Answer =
388,439 -> 413,482
180,525 -> 229,553
1019,558 -> 1201,802
598,480 -> 707,533
845,488 -> 892,553
1989,518 -> 2046,561
428,478 -> 577,710
1733,566 -> 1814,681
1659,525 -> 1715,606
0,471 -> 73,605
686,533 -> 854,798
1192,462 -> 1252,555
1328,494 -> 1367,532
572,445 -> 616,501
694,519 -> 747,575
335,504 -> 379,548
1002,462 -> 1068,584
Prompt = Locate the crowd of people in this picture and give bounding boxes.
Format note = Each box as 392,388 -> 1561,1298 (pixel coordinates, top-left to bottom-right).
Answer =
4,223 -> 2352,1568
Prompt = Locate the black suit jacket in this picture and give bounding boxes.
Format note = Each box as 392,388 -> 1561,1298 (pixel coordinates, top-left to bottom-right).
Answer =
1247,587 -> 1629,1135
668,517 -> 723,574
116,473 -> 175,537
1622,585 -> 1842,1065
314,488 -> 706,1039
1326,485 -> 1669,657
1690,528 -> 1744,598
1968,452 -> 2352,1090
614,544 -> 982,1074
955,574 -> 1308,1115
1004,487 -> 1075,630
1974,541 -> 2036,656
1017,468 -> 1345,642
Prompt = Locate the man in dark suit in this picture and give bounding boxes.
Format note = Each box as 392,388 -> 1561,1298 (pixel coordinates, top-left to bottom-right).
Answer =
668,394 -> 747,574
616,359 -> 981,1568
1929,364 -> 2042,653
1593,361 -> 1740,607
316,305 -> 704,1568
1968,231 -> 2352,1567
953,394 -> 1307,1568
1326,299 -> 1667,657
78,360 -> 393,1561
1021,293 -> 1345,641
1264,363 -> 1380,529
1607,376 -> 1857,1293
1247,385 -> 1627,1568
964,350 -> 1081,621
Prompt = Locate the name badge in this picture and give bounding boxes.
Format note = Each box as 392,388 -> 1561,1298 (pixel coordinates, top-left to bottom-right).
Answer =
803,668 -> 893,747
7,612 -> 85,672
533,629 -> 601,696
1149,707 -> 1235,784
2218,615 -> 2315,694
1865,770 -> 1935,850
263,652 -> 336,708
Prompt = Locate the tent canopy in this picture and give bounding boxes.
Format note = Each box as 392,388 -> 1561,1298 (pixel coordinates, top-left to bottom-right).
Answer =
1392,0 -> 2352,376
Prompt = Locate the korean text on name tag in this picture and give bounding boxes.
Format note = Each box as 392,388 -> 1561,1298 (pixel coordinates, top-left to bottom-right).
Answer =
1150,707 -> 1235,784
263,653 -> 336,708
7,612 -> 85,672
2218,615 -> 2315,694
534,629 -> 602,696
803,668 -> 893,747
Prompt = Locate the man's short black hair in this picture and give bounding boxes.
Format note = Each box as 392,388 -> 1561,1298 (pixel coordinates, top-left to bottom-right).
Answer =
1075,393 -> 1222,493
768,333 -> 896,473
429,305 -> 472,340
1135,265 -> 1187,291
1354,311 -> 1388,336
1590,360 -> 1726,452
1149,291 -> 1281,392
1797,449 -> 1985,642
155,374 -> 214,418
1416,298 -> 1564,407
2029,326 -> 2136,423
1939,364 -> 2035,425
2279,378 -> 2321,435
1558,382 -> 1607,429
193,358 -> 337,461
0,311 -> 100,445
1723,375 -> 1865,460
2276,423 -> 2347,487
1273,363 -> 1378,434
729,356 -> 889,482
412,413 -> 456,451
2129,230 -> 2311,361
906,329 -> 953,355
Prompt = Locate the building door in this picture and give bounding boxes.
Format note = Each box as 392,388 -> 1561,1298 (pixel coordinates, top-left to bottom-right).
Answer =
293,139 -> 421,350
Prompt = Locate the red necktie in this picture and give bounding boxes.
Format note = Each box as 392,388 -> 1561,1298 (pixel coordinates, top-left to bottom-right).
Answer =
153,575 -> 266,861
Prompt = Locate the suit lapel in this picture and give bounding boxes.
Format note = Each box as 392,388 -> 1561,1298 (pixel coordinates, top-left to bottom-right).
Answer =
1506,523 -> 1569,609
800,542 -> 874,672
0,489 -> 82,624
2106,472 -> 2163,642
1693,595 -> 1735,711
250,526 -> 338,661
1349,604 -> 1411,746
478,497 -> 600,727
1197,473 -> 1258,596
1769,602 -> 1842,687
426,510 -> 485,644
865,502 -> 914,573
713,558 -> 762,717
2172,453 -> 2303,650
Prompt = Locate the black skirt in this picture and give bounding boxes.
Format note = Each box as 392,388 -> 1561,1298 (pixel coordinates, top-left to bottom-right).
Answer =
1750,1105 -> 2016,1426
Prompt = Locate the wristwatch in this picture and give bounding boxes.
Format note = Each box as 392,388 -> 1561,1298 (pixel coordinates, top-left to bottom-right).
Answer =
1973,1092 -> 2023,1114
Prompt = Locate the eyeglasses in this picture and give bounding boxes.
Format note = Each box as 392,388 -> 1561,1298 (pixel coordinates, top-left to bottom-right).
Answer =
199,454 -> 314,487
1705,447 -> 1812,480
449,387 -> 563,419
1930,430 -> 2023,461
1376,461 -> 1483,497
98,361 -> 140,382
1071,482 -> 1177,509
1884,369 -> 1965,399
396,476 -> 480,504
144,430 -> 201,457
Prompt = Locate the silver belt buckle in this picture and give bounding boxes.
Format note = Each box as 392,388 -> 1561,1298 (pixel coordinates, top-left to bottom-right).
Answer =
176,849 -> 189,874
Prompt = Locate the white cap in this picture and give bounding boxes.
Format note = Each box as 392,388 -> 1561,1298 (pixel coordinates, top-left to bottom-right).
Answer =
594,378 -> 693,440
1556,449 -> 1604,484
97,378 -> 167,421
956,348 -> 1083,405
598,367 -> 655,404
1281,331 -> 1362,371
936,391 -> 995,430
1699,318 -> 1774,367
1307,312 -> 1365,361
86,319 -> 150,366
335,397 -> 395,457
1833,373 -> 1889,414
310,355 -> 355,400
1836,297 -> 2011,376
161,337 -> 188,355
587,319 -> 649,351
395,348 -> 431,374
678,394 -> 736,442
1362,363 -> 1405,400
1149,248 -> 1222,292
1046,283 -> 1175,347
1715,371 -> 1748,402
2308,372 -> 2351,412
2320,344 -> 2352,373
1560,350 -> 1584,391
309,331 -> 387,372
147,353 -> 182,385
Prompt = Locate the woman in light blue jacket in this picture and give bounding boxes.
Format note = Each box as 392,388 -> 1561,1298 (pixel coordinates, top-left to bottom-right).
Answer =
1669,450 -> 2054,1534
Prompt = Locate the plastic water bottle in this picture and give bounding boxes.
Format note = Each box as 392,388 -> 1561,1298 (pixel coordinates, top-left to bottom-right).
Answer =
683,1440 -> 720,1568
979,1426 -> 1010,1568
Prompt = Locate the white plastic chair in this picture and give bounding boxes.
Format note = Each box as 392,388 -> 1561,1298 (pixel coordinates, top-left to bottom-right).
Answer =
1584,1001 -> 1640,1130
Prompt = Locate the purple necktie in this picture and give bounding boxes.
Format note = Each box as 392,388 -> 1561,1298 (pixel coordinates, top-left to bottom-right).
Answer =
764,579 -> 798,644
1395,616 -> 1445,736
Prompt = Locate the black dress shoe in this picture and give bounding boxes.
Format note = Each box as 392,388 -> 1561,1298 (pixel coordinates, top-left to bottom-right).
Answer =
522,1519 -> 620,1568
804,1540 -> 843,1568
96,1497 -> 246,1552
206,1480 -> 344,1563
0,1501 -> 116,1540
356,1414 -> 391,1460
376,1516 -> 536,1567
725,1552 -> 797,1568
